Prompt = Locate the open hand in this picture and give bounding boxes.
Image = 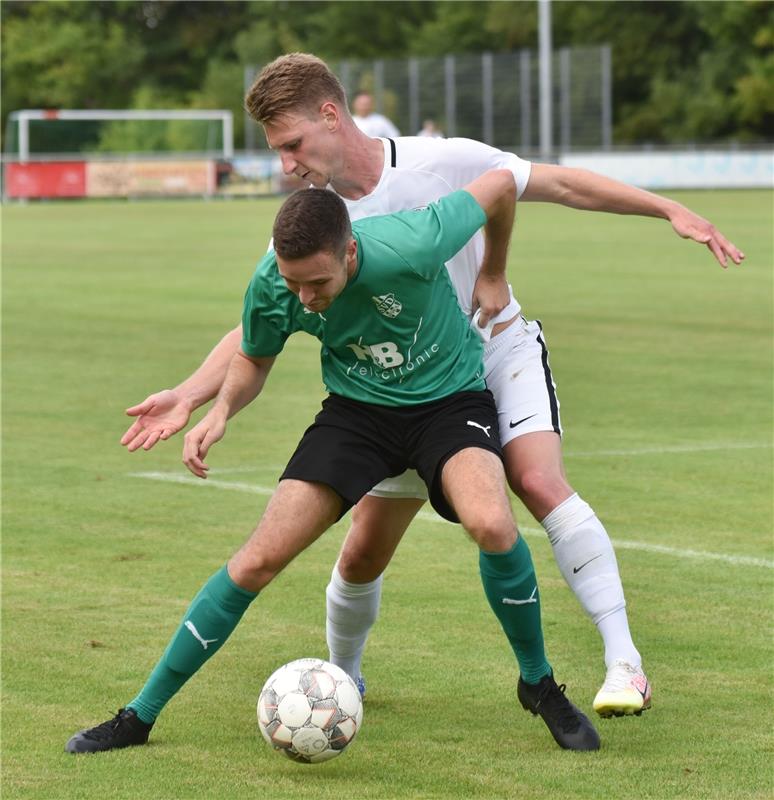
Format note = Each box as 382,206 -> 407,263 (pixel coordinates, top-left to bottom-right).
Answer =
472,272 -> 510,327
182,413 -> 227,478
120,389 -> 192,452
670,206 -> 745,268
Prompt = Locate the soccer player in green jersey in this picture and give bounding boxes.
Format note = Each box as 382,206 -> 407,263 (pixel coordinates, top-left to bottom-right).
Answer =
118,54 -> 744,722
66,168 -> 601,754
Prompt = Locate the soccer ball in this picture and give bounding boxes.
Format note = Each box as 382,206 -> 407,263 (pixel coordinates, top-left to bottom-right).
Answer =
257,658 -> 364,763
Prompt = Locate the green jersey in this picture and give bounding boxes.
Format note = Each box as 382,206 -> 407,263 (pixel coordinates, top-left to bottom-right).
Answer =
241,189 -> 487,407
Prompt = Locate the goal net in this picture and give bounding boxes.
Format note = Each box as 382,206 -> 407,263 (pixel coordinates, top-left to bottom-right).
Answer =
5,109 -> 234,161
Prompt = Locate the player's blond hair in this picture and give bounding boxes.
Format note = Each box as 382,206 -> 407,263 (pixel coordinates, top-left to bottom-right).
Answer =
245,53 -> 348,123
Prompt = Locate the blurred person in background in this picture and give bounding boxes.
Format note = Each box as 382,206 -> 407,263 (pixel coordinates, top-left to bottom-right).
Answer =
352,90 -> 400,138
418,118 -> 444,138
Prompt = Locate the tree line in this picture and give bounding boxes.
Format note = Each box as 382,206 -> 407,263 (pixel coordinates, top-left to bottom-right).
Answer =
2,0 -> 771,150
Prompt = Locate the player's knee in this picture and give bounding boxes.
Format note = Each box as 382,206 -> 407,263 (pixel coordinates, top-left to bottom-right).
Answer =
336,505 -> 392,582
464,512 -> 517,553
337,543 -> 386,583
228,551 -> 282,593
511,466 -> 570,512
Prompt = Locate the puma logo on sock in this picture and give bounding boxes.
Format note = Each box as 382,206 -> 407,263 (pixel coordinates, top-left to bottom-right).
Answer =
502,586 -> 538,605
184,620 -> 218,650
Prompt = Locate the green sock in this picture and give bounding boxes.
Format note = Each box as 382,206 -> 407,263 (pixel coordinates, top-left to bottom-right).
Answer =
479,535 -> 551,684
128,565 -> 257,723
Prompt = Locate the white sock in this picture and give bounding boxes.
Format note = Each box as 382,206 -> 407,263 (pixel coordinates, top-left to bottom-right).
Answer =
325,562 -> 383,681
541,494 -> 641,669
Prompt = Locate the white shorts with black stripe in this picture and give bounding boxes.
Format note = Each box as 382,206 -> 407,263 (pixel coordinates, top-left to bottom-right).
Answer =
368,316 -> 561,500
483,316 -> 562,447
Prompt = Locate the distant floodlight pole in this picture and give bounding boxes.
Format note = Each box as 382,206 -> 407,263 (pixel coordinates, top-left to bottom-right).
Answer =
538,0 -> 553,159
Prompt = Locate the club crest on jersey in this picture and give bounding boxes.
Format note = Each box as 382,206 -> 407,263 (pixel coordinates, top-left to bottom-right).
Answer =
371,293 -> 402,319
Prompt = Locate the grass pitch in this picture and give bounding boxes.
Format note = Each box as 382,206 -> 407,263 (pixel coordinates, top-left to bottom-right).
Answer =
2,190 -> 772,799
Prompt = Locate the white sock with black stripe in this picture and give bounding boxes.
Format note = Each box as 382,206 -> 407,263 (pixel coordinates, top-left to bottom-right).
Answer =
542,493 -> 641,668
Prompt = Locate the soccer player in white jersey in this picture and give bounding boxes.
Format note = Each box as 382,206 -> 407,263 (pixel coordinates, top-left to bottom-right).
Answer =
120,53 -> 744,718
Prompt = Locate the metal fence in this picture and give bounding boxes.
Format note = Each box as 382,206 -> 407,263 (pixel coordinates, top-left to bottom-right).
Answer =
244,46 -> 611,155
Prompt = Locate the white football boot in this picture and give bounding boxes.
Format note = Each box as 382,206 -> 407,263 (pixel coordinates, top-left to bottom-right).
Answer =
593,660 -> 652,718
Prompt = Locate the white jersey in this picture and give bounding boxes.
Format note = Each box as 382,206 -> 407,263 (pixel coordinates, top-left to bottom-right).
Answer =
339,136 -> 531,321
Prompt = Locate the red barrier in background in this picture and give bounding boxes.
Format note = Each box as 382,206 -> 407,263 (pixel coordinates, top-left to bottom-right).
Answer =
5,161 -> 87,198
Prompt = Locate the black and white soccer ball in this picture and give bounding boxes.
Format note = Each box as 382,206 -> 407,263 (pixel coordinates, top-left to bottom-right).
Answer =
257,658 -> 364,763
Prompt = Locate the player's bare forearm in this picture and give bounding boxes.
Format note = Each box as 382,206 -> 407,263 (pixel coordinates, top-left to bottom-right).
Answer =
480,204 -> 515,279
174,324 -> 245,410
523,164 -> 744,268
182,351 -> 275,478
466,169 -> 516,277
212,351 -> 275,421
523,164 -> 674,216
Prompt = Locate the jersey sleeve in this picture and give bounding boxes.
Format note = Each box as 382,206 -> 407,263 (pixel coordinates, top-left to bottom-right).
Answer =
240,252 -> 300,357
410,137 -> 532,199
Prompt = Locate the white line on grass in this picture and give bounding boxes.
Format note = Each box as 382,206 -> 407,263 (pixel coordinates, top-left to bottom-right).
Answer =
207,465 -> 288,475
130,471 -> 276,496
129,471 -> 774,570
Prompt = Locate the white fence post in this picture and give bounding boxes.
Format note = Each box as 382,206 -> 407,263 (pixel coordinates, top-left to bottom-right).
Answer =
560,47 -> 571,152
601,44 -> 613,150
539,0 -> 553,158
482,52 -> 494,145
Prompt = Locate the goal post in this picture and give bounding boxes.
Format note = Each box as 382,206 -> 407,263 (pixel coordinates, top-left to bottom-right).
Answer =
7,109 -> 234,161
4,109 -> 236,200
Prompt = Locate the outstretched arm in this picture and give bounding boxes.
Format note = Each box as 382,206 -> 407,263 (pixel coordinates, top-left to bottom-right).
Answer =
121,324 -> 249,452
464,169 -> 518,326
523,163 -> 745,268
182,350 -> 275,478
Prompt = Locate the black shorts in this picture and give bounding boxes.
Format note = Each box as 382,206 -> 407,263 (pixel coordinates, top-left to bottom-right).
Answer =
280,390 -> 502,522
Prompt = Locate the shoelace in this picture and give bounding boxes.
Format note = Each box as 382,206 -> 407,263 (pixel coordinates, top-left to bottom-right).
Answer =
83,709 -> 131,741
602,663 -> 639,692
534,682 -> 582,732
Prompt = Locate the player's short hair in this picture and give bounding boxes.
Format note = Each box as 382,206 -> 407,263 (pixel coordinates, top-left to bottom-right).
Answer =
245,53 -> 348,123
273,189 -> 352,261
